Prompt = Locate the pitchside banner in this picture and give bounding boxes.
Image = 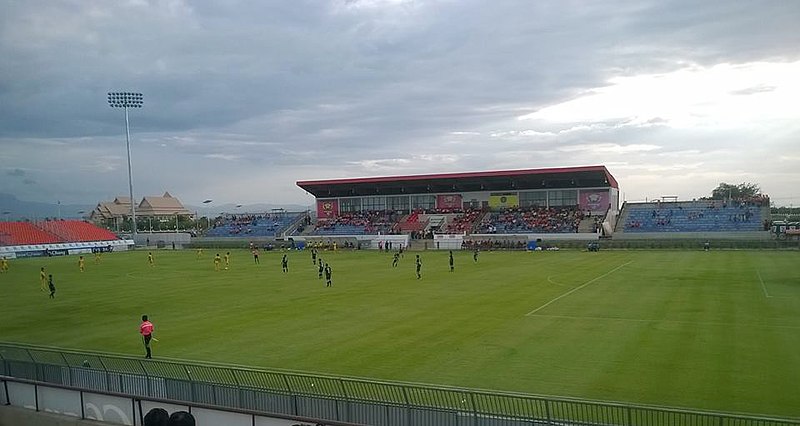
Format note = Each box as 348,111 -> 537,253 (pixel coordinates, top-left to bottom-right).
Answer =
579,190 -> 609,212
436,194 -> 462,210
489,193 -> 519,209
316,199 -> 339,219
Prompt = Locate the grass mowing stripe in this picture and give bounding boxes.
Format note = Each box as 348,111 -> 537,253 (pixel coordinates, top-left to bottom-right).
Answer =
524,260 -> 633,316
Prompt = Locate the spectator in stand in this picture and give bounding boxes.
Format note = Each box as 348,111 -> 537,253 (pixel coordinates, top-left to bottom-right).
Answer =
168,411 -> 195,426
144,408 -> 169,426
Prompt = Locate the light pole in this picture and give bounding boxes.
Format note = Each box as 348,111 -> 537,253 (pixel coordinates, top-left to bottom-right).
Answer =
202,199 -> 213,231
108,92 -> 143,238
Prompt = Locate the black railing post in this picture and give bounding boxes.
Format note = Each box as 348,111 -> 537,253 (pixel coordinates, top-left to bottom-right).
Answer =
338,378 -> 349,422
281,373 -> 296,415
469,391 -> 478,426
140,359 -> 150,397
232,369 -> 243,410
60,353 -> 72,386
3,379 -> 10,405
97,357 -> 110,392
184,365 -> 195,403
401,385 -> 410,426
545,399 -> 551,425
27,349 -> 41,382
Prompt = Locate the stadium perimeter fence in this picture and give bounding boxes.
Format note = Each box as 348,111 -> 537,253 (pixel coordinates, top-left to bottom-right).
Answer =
2,343 -> 798,426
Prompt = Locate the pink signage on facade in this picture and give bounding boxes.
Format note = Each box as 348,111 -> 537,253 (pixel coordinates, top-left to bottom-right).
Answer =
436,194 -> 463,210
579,191 -> 609,212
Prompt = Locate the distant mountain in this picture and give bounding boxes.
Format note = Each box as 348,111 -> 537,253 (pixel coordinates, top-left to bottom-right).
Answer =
0,193 -> 311,221
0,193 -> 94,220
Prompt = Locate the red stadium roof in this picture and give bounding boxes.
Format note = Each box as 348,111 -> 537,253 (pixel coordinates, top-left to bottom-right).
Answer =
297,165 -> 618,198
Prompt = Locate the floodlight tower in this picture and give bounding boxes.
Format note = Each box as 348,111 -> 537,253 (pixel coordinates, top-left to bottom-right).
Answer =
107,92 -> 144,238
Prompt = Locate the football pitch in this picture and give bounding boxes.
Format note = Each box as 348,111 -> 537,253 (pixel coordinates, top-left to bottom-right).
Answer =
1,248 -> 799,418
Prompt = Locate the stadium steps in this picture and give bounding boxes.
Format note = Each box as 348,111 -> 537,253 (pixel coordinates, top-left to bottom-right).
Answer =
426,215 -> 446,232
470,211 -> 491,234
578,217 -> 598,233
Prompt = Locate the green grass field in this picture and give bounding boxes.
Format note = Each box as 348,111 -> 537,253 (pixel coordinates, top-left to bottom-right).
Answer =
1,248 -> 799,418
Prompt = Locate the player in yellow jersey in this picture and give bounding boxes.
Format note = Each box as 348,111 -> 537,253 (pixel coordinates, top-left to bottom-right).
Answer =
40,267 -> 47,291
94,251 -> 101,264
224,252 -> 230,270
0,256 -> 8,273
196,248 -> 203,259
148,252 -> 155,266
214,253 -> 221,271
78,255 -> 85,272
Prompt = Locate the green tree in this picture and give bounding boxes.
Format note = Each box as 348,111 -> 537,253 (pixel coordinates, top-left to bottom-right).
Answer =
710,182 -> 760,200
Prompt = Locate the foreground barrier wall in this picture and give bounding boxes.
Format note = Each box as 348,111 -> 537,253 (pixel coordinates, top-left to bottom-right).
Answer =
1,377 -> 358,426
2,343 -> 799,426
0,405 -> 111,426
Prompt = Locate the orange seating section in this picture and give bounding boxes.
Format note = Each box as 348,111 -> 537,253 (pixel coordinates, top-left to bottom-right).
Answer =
0,221 -> 118,246
0,222 -> 61,245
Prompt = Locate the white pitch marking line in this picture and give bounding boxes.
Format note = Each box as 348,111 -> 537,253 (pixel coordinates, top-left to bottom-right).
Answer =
757,270 -> 772,298
526,314 -> 800,330
525,261 -> 633,316
546,275 -> 568,287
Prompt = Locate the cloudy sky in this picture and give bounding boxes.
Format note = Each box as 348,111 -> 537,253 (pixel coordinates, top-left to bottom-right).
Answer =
1,0 -> 799,208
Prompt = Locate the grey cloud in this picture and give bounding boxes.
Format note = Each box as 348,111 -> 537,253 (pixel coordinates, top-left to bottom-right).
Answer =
7,169 -> 26,177
1,0 -> 799,205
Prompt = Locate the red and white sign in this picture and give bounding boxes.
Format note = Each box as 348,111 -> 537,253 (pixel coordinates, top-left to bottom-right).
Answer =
316,199 -> 339,219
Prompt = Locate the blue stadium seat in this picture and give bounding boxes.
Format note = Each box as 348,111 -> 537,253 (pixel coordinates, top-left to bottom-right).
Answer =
623,203 -> 762,232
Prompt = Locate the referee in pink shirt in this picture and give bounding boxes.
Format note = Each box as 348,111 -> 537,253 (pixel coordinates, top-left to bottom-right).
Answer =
140,315 -> 154,359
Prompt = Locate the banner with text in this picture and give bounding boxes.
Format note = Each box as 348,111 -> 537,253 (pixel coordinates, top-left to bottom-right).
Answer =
316,199 -> 339,219
488,193 -> 519,209
436,194 -> 463,210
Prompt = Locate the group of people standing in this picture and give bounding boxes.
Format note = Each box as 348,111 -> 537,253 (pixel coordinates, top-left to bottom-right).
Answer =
311,249 -> 333,287
391,248 -> 479,279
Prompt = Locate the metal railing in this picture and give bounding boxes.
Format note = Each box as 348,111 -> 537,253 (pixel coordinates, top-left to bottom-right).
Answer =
1,342 -> 798,426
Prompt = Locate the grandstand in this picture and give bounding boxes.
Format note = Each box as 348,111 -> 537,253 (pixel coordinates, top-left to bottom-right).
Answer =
204,211 -> 307,238
0,222 -> 61,245
617,200 -> 770,234
292,166 -> 777,243
296,165 -> 619,240
477,206 -> 584,234
311,210 -> 401,235
0,220 -> 127,258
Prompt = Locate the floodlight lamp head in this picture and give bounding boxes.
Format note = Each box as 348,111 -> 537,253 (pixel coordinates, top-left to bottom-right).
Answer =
107,91 -> 144,108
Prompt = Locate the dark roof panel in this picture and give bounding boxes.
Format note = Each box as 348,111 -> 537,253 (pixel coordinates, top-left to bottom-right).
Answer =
297,165 -> 618,197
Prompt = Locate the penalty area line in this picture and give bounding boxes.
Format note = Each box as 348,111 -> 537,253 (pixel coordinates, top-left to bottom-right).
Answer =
525,261 -> 633,317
